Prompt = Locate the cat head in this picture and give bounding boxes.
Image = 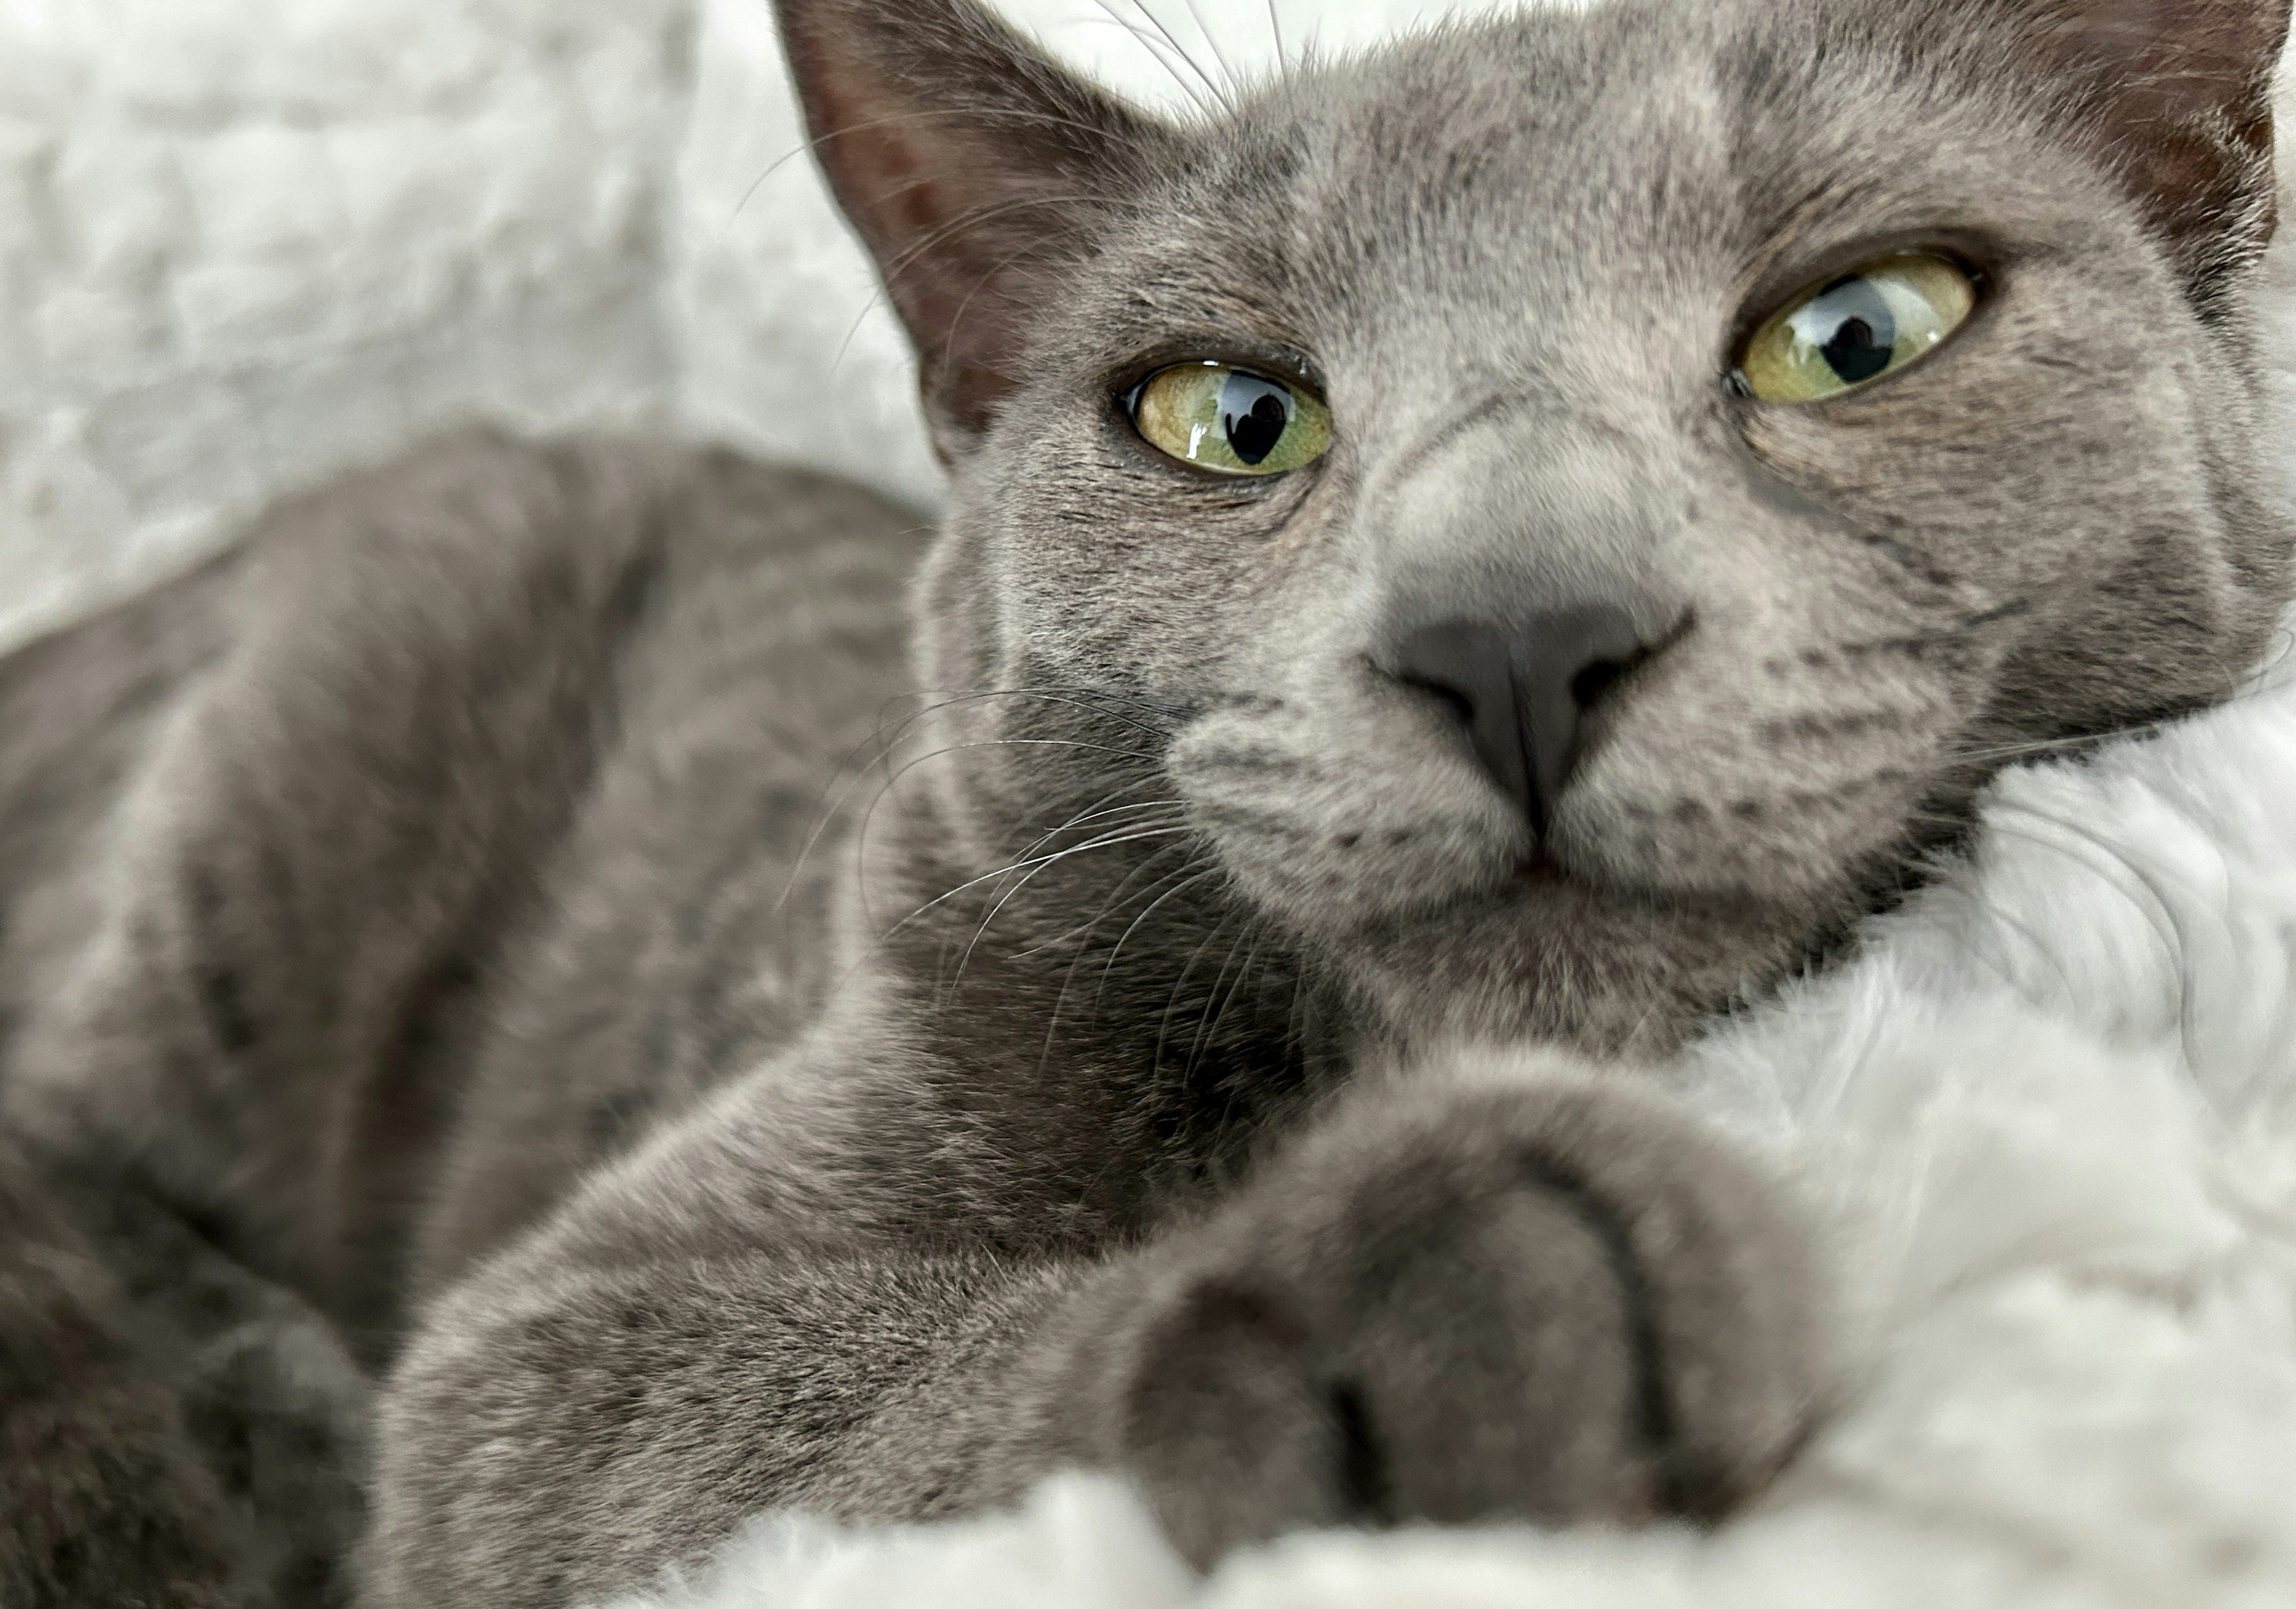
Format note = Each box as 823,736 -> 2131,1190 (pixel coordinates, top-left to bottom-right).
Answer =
777,0 -> 2295,1055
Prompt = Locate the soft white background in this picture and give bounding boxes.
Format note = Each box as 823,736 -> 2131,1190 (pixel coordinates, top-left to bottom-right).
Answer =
0,0 -> 1522,648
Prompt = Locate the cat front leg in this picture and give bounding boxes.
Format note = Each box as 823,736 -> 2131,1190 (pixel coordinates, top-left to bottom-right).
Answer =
1033,1061 -> 1833,1564
369,1056 -> 1828,1600
366,1239 -> 1094,1606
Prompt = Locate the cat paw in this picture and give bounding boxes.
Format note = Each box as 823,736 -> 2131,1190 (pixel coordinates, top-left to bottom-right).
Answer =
1054,1070 -> 1828,1565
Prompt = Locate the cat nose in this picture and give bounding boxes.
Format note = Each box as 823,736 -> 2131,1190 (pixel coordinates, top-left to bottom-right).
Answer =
1390,605 -> 1649,836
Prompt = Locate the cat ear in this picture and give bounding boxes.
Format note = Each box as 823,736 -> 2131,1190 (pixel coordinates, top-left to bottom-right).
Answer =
773,0 -> 1180,460
1986,0 -> 2292,310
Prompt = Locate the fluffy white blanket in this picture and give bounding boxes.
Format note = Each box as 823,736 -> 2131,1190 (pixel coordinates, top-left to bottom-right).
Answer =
6,3 -> 2295,1606
0,0 -> 1449,645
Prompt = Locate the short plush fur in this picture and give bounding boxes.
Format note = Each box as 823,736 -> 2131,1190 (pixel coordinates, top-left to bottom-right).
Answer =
0,0 -> 2290,1604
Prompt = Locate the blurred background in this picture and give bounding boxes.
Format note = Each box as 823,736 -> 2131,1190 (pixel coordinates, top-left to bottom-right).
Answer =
0,0 -> 1530,651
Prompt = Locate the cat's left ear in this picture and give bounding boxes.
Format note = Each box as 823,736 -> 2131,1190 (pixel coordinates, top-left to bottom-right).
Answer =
1985,0 -> 2292,313
774,0 -> 1183,462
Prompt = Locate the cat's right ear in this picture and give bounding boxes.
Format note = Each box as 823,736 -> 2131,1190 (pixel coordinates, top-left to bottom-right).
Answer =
773,0 -> 1182,462
1977,0 -> 2293,315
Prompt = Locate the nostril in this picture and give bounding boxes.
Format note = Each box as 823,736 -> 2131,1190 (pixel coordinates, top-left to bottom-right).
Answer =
1388,606 -> 1654,836
1567,651 -> 1644,712
1414,679 -> 1476,730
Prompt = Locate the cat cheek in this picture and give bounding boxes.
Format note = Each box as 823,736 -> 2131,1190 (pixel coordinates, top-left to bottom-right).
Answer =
1550,684 -> 1962,903
1167,703 -> 1526,935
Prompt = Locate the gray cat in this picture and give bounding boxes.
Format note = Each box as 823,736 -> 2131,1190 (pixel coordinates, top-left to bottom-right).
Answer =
1,0 -> 2289,1603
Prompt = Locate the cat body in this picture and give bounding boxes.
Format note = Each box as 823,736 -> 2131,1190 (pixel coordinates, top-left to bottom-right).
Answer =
2,0 -> 2292,1603
0,438 -> 923,1603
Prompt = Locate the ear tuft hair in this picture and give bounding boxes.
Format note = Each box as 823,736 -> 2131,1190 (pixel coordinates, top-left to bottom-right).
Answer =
774,0 -> 1183,459
1979,0 -> 2292,314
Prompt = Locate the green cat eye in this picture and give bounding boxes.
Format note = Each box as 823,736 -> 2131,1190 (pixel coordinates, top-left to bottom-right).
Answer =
1738,254 -> 1977,404
1130,361 -> 1332,477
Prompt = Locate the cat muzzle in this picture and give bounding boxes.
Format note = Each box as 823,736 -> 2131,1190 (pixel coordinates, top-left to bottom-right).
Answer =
1390,606 -> 1651,839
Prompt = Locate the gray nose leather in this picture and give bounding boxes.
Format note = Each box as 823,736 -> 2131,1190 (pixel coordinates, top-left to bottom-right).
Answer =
1392,606 -> 1647,836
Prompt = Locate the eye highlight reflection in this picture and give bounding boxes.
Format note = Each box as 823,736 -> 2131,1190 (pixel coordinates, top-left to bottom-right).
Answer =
1738,254 -> 1977,403
1131,361 -> 1333,476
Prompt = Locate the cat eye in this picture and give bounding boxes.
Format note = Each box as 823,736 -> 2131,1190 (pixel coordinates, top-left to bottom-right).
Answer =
1737,254 -> 1977,404
1129,361 -> 1333,477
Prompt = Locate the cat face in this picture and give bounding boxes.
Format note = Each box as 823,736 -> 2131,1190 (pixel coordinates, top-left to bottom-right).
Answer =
781,0 -> 2294,1054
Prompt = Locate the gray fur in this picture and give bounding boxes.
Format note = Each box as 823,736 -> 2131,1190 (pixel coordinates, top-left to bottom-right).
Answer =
1,0 -> 2290,1602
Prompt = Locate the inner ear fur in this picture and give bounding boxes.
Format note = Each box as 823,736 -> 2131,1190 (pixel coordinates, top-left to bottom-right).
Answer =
773,0 -> 1182,458
1981,0 -> 2293,312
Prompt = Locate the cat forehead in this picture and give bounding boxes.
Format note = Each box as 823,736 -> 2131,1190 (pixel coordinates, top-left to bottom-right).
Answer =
1224,7 -> 1735,218
1091,0 -> 2084,319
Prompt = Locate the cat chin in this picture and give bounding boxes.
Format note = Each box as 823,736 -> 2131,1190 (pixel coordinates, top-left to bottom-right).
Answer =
1307,870 -> 1841,1060
1184,786 -> 1864,1056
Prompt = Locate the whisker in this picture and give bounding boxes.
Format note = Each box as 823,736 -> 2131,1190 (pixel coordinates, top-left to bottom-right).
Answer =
1028,796 -> 1189,836
774,683 -> 1174,915
943,825 -> 1199,991
1941,730 -> 2123,767
1086,0 -> 1228,112
1867,838 -> 2084,1006
1181,923 -> 1262,1080
936,234 -> 1090,380
1000,780 -> 1189,871
724,108 -> 1144,234
890,820 -> 1190,947
1977,802 -> 2205,1068
1012,829 -> 1201,964
1200,935 -> 1298,1148
989,800 -> 1192,899
1073,11 -> 1219,119
853,737 -> 1161,929
874,188 -> 1153,286
1943,639 -> 2295,774
1174,0 -> 1243,96
1091,867 -> 1229,1015
1028,845 -> 1213,1073
1149,912 -> 1237,1076
825,190 -> 1150,378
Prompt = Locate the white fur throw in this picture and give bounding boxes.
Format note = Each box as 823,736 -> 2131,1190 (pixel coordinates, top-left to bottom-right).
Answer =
0,0 -> 1458,648
5,3 -> 2295,1606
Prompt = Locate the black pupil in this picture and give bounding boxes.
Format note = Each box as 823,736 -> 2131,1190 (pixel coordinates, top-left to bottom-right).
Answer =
1806,274 -> 1897,385
1220,373 -> 1293,464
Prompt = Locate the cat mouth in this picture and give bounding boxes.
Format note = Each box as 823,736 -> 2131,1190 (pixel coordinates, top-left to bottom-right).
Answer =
1514,850 -> 1571,884
1494,841 -> 1757,923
